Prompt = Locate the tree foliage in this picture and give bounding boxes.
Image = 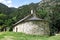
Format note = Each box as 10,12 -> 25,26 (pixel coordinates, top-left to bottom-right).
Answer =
38,0 -> 60,35
0,0 -> 60,34
0,3 -> 38,31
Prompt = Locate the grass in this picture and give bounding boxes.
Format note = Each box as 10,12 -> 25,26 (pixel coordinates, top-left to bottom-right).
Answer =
0,32 -> 60,40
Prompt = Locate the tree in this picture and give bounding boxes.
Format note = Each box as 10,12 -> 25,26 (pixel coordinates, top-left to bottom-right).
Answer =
38,0 -> 60,35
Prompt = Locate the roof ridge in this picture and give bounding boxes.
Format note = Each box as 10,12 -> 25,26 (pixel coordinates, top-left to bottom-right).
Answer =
13,10 -> 43,26
13,14 -> 32,26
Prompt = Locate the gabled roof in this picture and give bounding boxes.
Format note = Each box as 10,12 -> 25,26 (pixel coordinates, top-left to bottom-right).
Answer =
14,14 -> 32,26
13,10 -> 43,26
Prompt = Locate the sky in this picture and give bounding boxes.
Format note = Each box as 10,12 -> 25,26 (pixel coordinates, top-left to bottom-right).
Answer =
0,0 -> 41,8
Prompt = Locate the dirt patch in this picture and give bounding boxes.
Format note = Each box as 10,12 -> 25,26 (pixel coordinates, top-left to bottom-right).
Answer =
0,32 -> 4,35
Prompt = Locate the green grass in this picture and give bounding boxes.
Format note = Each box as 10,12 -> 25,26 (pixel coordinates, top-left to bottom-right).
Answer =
0,32 -> 60,40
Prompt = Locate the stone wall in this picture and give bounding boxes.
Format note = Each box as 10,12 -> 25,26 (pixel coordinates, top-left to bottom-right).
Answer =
13,21 -> 50,36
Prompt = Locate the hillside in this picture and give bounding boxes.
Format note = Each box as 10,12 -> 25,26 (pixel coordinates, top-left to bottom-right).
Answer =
0,3 -> 39,31
38,0 -> 60,34
0,0 -> 60,35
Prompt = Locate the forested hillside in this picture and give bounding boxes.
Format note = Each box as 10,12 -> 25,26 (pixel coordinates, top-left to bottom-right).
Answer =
0,3 -> 39,31
38,0 -> 60,35
0,0 -> 60,35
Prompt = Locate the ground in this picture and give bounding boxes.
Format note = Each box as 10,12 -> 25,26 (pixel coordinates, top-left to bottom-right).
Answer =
0,32 -> 60,40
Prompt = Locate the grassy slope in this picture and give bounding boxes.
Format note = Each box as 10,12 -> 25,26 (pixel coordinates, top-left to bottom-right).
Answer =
0,32 -> 60,40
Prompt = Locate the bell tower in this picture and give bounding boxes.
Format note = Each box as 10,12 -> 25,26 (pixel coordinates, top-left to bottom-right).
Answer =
31,9 -> 37,17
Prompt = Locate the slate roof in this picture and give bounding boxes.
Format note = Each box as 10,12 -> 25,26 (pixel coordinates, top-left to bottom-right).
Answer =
13,10 -> 43,26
